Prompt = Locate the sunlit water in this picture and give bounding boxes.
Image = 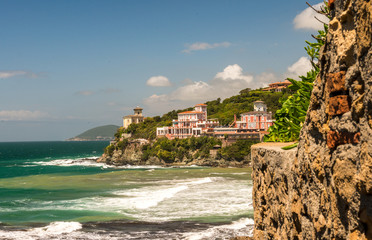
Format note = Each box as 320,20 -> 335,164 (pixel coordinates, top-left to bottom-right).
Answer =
0,141 -> 253,239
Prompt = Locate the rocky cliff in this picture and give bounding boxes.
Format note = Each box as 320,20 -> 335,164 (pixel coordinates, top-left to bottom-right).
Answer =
252,0 -> 372,239
98,140 -> 251,167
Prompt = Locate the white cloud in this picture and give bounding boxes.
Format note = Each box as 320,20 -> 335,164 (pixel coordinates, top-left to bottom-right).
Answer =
182,42 -> 231,53
144,94 -> 169,105
214,64 -> 253,83
142,58 -> 316,115
255,72 -> 279,88
0,110 -> 49,121
286,57 -> 312,79
144,64 -> 255,113
146,76 -> 171,87
170,81 -> 212,101
0,70 -> 39,79
293,2 -> 329,30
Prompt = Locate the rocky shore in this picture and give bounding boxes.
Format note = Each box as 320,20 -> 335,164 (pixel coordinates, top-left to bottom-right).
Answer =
97,140 -> 251,168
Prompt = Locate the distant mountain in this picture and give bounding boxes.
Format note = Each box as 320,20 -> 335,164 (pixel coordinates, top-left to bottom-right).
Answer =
67,125 -> 120,141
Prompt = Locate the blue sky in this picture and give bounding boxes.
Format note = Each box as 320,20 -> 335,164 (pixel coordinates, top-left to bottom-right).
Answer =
0,0 -> 328,141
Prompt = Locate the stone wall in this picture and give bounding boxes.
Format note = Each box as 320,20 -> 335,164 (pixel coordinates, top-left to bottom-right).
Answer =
251,143 -> 298,239
251,0 -> 371,239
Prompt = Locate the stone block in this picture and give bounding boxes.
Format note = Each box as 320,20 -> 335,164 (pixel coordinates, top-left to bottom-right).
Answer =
327,71 -> 346,93
326,131 -> 361,149
328,95 -> 350,116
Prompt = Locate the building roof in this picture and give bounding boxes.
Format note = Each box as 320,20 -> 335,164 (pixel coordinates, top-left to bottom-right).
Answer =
240,111 -> 271,115
133,106 -> 143,110
123,115 -> 145,119
195,103 -> 207,106
178,111 -> 204,115
269,80 -> 292,86
254,100 -> 265,103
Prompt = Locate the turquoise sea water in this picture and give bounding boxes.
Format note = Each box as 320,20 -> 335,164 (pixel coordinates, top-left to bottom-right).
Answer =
0,141 -> 253,239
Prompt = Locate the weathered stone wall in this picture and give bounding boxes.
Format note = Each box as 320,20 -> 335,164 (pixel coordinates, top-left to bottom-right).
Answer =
251,143 -> 298,239
252,0 -> 371,239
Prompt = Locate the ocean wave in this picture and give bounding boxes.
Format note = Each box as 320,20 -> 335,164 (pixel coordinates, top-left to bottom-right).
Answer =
0,219 -> 253,240
182,218 -> 254,240
30,157 -> 106,167
29,158 -> 167,170
108,177 -> 216,211
0,221 -> 82,240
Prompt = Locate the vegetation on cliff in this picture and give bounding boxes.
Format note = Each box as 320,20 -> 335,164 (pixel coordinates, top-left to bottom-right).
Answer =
122,88 -> 289,140
264,2 -> 330,142
104,135 -> 258,165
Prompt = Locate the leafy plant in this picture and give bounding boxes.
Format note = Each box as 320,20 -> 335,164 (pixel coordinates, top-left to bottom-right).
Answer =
264,1 -> 330,143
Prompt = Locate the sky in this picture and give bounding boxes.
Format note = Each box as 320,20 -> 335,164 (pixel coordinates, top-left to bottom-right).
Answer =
0,0 -> 329,142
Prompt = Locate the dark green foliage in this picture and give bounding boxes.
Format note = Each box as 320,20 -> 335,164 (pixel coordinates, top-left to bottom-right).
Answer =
117,138 -> 129,150
264,9 -> 329,142
141,136 -> 222,163
104,144 -> 115,155
206,90 -> 289,126
220,140 -> 259,161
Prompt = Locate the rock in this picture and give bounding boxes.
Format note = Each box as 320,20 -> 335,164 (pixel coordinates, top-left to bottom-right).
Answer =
251,1 -> 372,239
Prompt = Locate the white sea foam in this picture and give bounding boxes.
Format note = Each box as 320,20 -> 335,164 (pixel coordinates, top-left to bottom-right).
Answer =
31,157 -> 107,168
0,222 -> 82,240
183,218 -> 254,240
107,177 -> 216,211
30,158 -> 166,170
31,221 -> 82,235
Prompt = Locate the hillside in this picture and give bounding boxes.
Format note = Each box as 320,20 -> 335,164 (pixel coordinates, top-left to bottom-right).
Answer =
122,88 -> 290,140
67,125 -> 120,141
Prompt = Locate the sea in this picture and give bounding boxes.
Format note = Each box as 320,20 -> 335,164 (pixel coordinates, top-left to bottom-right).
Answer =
0,141 -> 254,240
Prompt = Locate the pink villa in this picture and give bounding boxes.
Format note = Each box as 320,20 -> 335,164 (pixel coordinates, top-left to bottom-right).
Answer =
156,104 -> 219,139
235,101 -> 273,131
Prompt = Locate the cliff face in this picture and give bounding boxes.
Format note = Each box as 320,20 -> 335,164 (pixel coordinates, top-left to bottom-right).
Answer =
252,0 -> 372,239
98,141 -> 250,167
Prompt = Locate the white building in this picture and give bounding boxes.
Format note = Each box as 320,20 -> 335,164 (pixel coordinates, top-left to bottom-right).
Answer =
123,107 -> 144,129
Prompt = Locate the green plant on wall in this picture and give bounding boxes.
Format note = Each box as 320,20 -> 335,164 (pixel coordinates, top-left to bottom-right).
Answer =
264,1 -> 330,143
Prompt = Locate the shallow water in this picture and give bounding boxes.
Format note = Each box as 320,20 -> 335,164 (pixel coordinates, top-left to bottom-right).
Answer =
0,141 -> 253,239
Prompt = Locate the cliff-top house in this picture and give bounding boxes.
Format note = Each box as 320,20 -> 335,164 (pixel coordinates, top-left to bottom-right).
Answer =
210,101 -> 274,143
262,79 -> 291,92
123,107 -> 144,129
156,103 -> 219,139
236,101 -> 273,130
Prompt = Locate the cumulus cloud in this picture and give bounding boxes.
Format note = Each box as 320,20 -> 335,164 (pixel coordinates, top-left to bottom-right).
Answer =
286,57 -> 312,79
293,2 -> 329,30
146,76 -> 171,87
0,110 -> 49,121
182,42 -> 231,53
214,64 -> 253,83
143,94 -> 169,105
0,70 -> 39,79
255,72 -> 279,88
170,81 -> 212,101
143,58 -> 317,115
144,64 -> 255,113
